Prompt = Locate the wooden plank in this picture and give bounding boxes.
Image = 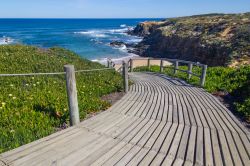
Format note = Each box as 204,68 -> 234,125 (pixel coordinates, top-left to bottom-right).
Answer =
210,129 -> 223,166
12,129 -> 96,165
182,95 -> 196,126
168,124 -> 184,157
176,126 -> 190,160
117,118 -> 144,140
90,142 -> 126,166
176,94 -> 184,124
217,131 -> 234,165
105,116 -> 138,137
127,148 -> 150,166
137,121 -> 161,147
179,94 -> 190,125
160,123 -> 178,154
0,126 -> 80,158
224,132 -> 243,165
172,157 -> 185,166
129,119 -> 155,145
161,154 -> 175,165
204,128 -> 213,166
102,144 -> 134,165
145,123 -> 171,151
195,127 -> 204,166
151,89 -> 162,120
138,150 -> 157,165
75,139 -> 121,166
2,128 -> 85,162
38,136 -> 113,166
231,133 -> 250,165
115,145 -> 142,165
185,126 -> 197,163
123,119 -> 152,143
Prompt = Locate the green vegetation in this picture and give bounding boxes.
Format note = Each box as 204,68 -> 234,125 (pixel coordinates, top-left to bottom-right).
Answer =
0,45 -> 123,153
134,65 -> 250,121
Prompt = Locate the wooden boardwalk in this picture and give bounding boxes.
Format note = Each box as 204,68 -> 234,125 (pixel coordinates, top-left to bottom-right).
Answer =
1,72 -> 249,166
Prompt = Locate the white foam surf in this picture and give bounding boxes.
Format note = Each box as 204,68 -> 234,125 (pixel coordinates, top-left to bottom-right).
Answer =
120,24 -> 127,28
74,30 -> 108,38
0,36 -> 14,45
74,27 -> 133,38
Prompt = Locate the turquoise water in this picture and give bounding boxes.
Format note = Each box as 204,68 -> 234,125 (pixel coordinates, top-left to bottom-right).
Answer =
0,19 -> 160,61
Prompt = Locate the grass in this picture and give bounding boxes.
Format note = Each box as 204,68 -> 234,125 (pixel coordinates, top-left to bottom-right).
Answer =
0,45 -> 123,153
134,64 -> 250,122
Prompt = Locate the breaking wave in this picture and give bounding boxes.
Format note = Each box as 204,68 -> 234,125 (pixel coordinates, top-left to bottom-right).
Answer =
0,36 -> 15,45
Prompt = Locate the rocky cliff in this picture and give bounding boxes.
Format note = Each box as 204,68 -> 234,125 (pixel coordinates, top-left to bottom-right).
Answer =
129,13 -> 250,66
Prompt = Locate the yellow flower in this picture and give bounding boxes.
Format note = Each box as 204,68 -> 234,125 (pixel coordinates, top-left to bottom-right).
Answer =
10,84 -> 14,87
13,97 -> 16,100
0,107 -> 2,109
1,102 -> 6,106
9,94 -> 13,97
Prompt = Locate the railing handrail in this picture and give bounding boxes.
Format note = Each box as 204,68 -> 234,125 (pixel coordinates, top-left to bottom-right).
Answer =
128,57 -> 207,87
130,57 -> 205,67
0,68 -> 114,77
0,65 -> 116,127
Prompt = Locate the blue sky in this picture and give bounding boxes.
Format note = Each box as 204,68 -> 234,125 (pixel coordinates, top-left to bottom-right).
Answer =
0,0 -> 250,18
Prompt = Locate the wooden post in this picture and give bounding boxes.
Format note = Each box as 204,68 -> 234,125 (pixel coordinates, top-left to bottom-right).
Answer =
130,59 -> 133,72
110,61 -> 113,68
200,65 -> 207,87
123,61 -> 128,93
107,59 -> 110,68
160,59 -> 164,73
64,65 -> 80,126
188,63 -> 193,79
147,58 -> 150,70
174,61 -> 179,74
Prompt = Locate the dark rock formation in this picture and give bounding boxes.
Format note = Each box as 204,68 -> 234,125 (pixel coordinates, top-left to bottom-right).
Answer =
129,13 -> 250,66
110,41 -> 126,47
127,21 -> 168,37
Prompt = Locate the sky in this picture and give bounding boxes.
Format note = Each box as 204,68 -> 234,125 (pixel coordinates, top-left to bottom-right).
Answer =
0,0 -> 249,18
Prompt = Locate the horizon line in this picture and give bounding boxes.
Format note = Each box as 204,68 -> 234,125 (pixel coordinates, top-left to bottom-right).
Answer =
0,11 -> 248,19
0,18 -> 164,19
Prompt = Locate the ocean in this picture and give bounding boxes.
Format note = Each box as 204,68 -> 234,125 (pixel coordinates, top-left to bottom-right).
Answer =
0,19 -> 160,63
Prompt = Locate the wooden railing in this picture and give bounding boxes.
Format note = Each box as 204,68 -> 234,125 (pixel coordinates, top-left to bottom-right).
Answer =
128,58 -> 208,87
0,66 -> 116,127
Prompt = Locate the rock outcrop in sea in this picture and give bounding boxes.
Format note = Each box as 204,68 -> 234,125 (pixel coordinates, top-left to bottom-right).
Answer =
128,13 -> 250,66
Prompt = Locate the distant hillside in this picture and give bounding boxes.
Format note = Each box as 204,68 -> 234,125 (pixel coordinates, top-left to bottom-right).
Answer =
129,12 -> 250,66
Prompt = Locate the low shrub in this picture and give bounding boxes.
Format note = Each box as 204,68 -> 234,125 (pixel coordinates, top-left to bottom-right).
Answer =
0,45 -> 123,153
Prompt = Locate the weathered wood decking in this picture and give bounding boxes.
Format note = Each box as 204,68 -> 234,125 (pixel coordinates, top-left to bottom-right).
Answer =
1,72 -> 249,166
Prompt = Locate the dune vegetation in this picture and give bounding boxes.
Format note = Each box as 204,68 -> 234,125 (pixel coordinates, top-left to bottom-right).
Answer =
0,45 -> 123,153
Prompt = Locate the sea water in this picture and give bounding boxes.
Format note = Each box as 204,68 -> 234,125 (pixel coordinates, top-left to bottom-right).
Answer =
0,19 -> 160,63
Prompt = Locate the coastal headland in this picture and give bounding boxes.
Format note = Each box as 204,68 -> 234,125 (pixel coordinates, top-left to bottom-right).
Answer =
111,12 -> 250,67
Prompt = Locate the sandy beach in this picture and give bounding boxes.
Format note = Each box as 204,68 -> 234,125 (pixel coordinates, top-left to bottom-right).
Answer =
114,57 -> 173,70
